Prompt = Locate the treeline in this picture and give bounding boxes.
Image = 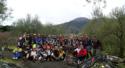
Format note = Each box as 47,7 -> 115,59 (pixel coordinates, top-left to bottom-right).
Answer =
0,15 -> 64,35
82,7 -> 125,58
12,15 -> 64,35
0,26 -> 13,32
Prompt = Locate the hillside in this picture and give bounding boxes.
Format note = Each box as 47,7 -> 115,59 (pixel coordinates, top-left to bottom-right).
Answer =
57,17 -> 89,34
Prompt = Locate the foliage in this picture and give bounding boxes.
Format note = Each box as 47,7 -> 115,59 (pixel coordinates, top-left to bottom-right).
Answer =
0,0 -> 11,24
85,0 -> 107,8
12,15 -> 64,35
82,7 -> 125,58
0,25 -> 13,32
12,15 -> 42,34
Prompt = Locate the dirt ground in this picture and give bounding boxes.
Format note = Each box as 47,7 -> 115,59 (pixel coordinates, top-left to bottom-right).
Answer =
22,61 -> 77,68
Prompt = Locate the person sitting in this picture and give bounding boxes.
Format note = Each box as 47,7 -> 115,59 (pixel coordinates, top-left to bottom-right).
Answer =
12,47 -> 23,59
58,47 -> 65,60
77,45 -> 87,64
30,48 -> 37,61
24,46 -> 31,59
45,49 -> 55,61
53,46 -> 60,60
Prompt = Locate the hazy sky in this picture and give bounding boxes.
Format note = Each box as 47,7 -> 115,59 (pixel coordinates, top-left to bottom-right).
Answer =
5,0 -> 125,25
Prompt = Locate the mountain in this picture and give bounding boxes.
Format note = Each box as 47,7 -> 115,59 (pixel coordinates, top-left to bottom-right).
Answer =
57,17 -> 89,34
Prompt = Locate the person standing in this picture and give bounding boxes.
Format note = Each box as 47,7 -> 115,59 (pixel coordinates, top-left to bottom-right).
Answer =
92,36 -> 102,56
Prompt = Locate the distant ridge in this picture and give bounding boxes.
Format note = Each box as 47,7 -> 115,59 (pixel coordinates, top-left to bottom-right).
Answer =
57,17 -> 89,34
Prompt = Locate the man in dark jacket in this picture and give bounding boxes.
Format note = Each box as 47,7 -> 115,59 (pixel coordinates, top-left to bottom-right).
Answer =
92,36 -> 102,56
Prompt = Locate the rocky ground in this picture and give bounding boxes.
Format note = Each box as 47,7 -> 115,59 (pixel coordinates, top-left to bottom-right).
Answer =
0,61 -> 21,68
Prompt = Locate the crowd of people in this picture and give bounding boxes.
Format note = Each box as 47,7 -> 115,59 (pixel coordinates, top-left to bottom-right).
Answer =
12,33 -> 102,64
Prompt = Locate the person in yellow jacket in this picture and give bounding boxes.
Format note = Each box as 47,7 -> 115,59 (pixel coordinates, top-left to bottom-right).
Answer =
12,47 -> 23,59
59,49 -> 65,60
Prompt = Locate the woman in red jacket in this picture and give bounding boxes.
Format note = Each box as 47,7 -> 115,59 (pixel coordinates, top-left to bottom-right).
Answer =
77,45 -> 87,63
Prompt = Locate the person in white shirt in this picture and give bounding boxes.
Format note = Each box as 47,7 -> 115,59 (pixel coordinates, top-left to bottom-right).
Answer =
30,49 -> 37,60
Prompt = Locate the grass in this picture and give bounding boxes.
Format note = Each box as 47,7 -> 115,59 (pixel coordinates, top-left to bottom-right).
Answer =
8,45 -> 17,49
0,57 -> 21,64
0,57 -> 24,68
118,63 -> 125,68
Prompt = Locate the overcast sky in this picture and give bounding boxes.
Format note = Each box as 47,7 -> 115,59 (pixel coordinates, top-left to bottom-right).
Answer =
5,0 -> 125,25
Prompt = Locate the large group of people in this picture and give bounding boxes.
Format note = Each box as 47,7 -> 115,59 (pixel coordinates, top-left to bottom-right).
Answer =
12,33 -> 102,64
